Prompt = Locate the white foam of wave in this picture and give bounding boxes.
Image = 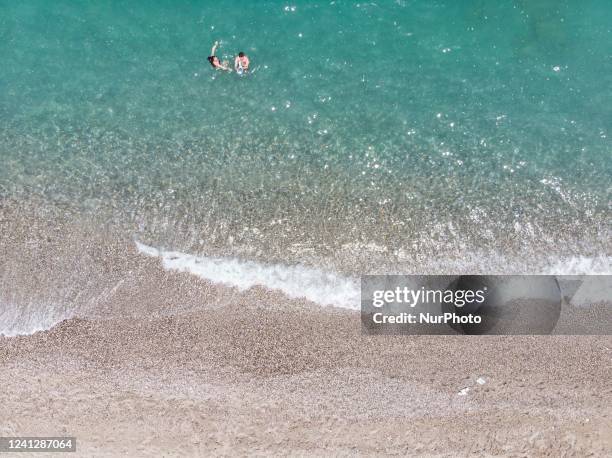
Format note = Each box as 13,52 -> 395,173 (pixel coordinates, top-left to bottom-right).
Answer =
545,255 -> 612,275
135,242 -> 360,310
136,242 -> 610,310
0,302 -> 71,337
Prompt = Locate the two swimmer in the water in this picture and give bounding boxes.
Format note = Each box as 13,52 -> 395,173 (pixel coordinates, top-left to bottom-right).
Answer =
207,41 -> 250,73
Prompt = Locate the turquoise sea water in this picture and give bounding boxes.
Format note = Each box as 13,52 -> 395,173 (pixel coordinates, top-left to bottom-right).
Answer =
1,0 -> 611,273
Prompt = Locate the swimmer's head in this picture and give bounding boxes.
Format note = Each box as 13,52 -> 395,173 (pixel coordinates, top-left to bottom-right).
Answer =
238,52 -> 245,58
207,56 -> 215,63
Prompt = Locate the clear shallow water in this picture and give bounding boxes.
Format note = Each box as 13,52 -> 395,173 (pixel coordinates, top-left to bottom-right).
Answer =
1,0 -> 611,273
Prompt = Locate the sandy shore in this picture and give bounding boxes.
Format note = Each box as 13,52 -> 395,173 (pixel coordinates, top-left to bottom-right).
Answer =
2,298 -> 611,456
1,202 -> 611,456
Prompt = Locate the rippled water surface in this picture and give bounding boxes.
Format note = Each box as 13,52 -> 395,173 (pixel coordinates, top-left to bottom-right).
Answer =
1,0 -> 610,273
